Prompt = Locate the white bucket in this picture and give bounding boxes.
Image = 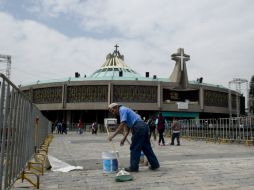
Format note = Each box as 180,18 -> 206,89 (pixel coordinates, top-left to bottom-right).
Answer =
102,151 -> 119,173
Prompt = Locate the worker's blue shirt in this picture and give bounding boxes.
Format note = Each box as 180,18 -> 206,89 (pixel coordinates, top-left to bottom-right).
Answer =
119,106 -> 142,128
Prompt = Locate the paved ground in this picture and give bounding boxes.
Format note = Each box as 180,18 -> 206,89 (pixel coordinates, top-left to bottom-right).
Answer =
13,131 -> 254,190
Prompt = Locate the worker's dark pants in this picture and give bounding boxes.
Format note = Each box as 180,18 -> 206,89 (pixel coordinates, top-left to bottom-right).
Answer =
130,121 -> 160,170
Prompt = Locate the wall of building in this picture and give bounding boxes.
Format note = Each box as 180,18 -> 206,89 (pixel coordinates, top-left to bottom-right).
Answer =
21,79 -> 240,123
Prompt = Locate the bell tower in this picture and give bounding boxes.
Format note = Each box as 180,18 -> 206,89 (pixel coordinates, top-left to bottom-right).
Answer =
169,48 -> 190,89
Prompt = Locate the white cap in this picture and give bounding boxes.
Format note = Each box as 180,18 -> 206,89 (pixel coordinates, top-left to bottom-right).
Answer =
108,103 -> 119,110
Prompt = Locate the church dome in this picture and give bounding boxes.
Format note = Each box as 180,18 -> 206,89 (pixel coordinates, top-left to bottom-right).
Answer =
90,45 -> 141,79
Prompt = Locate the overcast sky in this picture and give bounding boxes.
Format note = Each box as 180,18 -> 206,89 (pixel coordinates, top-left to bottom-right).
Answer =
0,0 -> 253,94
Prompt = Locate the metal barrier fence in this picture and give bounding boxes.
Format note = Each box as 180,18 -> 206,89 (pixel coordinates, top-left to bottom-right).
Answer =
0,73 -> 50,190
59,117 -> 254,145
169,117 -> 254,144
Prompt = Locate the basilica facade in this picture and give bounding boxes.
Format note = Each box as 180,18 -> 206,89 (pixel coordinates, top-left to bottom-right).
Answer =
21,46 -> 243,124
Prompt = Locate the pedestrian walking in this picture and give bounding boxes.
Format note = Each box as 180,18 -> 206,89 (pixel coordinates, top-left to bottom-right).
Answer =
156,113 -> 165,146
77,119 -> 84,134
147,116 -> 156,141
170,118 -> 181,146
91,122 -> 98,135
56,121 -> 62,134
62,119 -> 67,134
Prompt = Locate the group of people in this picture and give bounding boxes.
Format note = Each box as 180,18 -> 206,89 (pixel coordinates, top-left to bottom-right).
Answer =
51,120 -> 67,134
107,102 -> 182,173
76,119 -> 98,135
51,119 -> 99,135
146,113 -> 181,146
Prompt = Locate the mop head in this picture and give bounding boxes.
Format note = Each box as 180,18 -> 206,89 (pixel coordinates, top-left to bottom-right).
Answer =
115,169 -> 133,182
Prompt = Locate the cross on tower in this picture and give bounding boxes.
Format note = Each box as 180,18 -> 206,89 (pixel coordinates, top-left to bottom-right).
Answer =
171,48 -> 190,71
114,44 -> 119,52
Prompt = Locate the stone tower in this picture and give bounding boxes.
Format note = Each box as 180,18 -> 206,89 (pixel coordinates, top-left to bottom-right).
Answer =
169,48 -> 190,89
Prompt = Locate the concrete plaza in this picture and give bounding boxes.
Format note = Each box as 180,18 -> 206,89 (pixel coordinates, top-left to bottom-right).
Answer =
13,131 -> 254,190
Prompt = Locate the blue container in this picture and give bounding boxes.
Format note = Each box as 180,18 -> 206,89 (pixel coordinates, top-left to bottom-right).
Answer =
102,151 -> 118,173
140,151 -> 144,164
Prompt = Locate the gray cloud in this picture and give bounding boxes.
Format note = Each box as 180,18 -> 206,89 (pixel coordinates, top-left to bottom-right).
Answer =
0,0 -> 253,97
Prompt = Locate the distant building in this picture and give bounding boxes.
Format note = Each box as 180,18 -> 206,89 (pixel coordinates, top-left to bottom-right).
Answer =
20,46 -> 242,124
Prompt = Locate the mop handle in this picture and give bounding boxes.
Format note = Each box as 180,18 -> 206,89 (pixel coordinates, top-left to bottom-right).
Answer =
105,125 -> 122,167
124,134 -> 131,145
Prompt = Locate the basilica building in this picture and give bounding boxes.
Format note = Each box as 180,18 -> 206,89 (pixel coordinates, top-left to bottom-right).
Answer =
21,46 -> 243,124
